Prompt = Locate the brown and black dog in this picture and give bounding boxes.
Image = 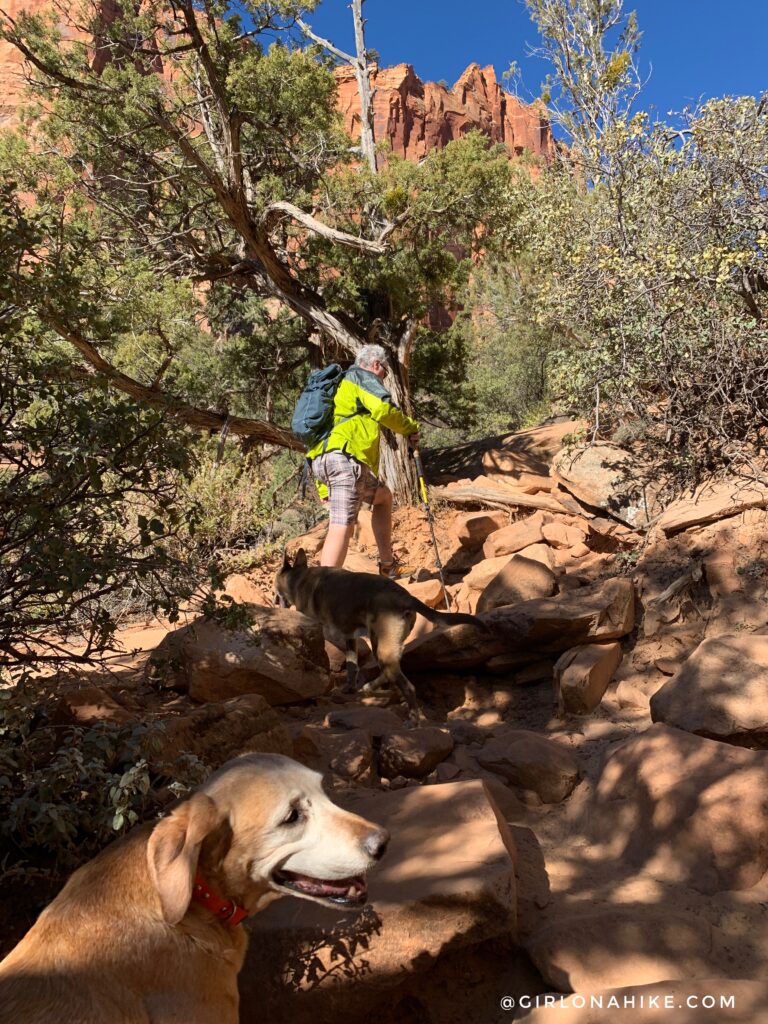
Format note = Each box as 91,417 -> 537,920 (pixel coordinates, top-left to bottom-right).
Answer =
275,549 -> 483,720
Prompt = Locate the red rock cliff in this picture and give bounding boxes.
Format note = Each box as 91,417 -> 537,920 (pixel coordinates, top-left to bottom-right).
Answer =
1,7 -> 553,163
335,62 -> 554,164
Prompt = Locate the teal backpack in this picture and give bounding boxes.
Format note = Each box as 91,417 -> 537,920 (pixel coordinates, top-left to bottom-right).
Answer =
290,364 -> 345,447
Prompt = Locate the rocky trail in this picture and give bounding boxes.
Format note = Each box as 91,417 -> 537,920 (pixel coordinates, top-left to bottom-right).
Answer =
20,420 -> 768,1023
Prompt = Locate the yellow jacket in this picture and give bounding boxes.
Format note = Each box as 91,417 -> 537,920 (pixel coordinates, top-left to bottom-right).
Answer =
308,366 -> 419,496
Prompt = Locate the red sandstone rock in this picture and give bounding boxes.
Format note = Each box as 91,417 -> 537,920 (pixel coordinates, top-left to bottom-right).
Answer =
148,606 -> 331,704
476,552 -> 557,612
554,641 -> 623,715
334,62 -> 554,166
453,510 -> 508,551
483,512 -> 547,558
587,724 -> 768,892
398,577 -> 445,609
379,726 -> 454,779
478,729 -> 581,803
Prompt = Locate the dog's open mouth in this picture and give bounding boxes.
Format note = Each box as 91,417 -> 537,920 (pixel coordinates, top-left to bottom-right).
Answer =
272,869 -> 367,906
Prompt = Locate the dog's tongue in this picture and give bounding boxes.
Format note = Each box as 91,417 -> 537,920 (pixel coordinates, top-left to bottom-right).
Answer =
280,870 -> 366,898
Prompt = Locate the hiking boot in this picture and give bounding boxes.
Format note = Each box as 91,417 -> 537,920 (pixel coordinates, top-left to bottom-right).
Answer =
378,557 -> 415,581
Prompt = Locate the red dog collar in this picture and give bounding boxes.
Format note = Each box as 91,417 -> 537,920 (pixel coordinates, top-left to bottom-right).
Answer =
192,873 -> 248,927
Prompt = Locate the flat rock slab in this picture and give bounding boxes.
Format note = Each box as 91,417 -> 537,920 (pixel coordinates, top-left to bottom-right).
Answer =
658,477 -> 768,536
148,606 -> 331,705
403,577 -> 634,672
526,907 -> 714,992
241,781 -> 517,1024
397,578 -> 446,609
586,724 -> 768,893
517,980 -> 768,1024
325,707 -> 405,736
650,634 -> 768,747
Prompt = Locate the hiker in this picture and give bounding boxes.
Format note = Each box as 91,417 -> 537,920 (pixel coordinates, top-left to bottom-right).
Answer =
307,344 -> 420,575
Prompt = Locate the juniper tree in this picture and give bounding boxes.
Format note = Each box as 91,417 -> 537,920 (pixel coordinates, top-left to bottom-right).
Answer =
0,0 -> 520,499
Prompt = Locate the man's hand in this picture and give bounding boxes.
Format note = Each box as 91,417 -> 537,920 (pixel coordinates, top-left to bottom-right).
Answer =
408,432 -> 420,449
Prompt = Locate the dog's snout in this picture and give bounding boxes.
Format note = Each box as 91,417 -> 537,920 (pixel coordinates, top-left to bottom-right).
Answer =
363,827 -> 390,861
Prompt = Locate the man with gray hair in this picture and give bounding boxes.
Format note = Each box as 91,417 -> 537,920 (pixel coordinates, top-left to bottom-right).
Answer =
307,345 -> 420,574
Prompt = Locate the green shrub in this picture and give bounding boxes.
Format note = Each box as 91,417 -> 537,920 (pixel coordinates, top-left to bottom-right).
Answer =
0,680 -> 207,879
181,441 -> 319,556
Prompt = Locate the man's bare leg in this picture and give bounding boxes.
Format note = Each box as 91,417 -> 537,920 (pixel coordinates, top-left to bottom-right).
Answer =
320,523 -> 355,567
371,484 -> 394,567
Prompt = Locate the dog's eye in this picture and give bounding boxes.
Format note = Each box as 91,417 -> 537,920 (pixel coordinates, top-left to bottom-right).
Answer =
281,806 -> 301,826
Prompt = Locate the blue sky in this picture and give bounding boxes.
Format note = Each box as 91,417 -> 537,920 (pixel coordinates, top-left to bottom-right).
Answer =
304,0 -> 768,121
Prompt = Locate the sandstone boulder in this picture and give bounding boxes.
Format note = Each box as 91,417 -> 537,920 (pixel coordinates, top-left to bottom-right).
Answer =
482,512 -> 546,559
54,686 -> 133,726
453,510 -> 508,551
242,781 -> 517,1024
477,730 -> 581,803
403,577 -> 634,672
478,420 -> 581,475
650,635 -> 768,746
218,573 -> 270,606
324,706 -> 405,736
379,726 -> 454,779
476,553 -> 557,613
527,907 -> 714,992
342,550 -> 379,574
586,724 -> 768,892
463,554 -> 515,594
162,693 -> 291,765
286,522 -> 326,556
541,521 -> 587,549
552,442 -> 658,528
398,577 -> 446,609
293,725 -> 372,780
554,642 -> 623,715
517,541 -> 557,569
616,678 -> 650,710
148,607 -> 331,705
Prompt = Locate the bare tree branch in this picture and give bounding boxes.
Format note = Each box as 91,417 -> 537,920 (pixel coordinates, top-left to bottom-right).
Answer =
44,317 -> 304,449
263,200 -> 388,254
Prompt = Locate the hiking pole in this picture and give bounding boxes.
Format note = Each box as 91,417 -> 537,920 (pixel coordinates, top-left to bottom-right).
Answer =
412,447 -> 451,611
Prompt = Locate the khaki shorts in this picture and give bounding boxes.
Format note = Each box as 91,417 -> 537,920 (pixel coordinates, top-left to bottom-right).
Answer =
312,451 -> 380,526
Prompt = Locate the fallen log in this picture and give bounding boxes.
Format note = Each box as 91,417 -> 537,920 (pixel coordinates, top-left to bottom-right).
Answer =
429,484 -> 569,514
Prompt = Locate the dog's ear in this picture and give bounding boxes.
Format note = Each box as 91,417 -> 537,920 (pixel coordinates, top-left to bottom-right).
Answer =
294,547 -> 308,569
281,548 -> 291,571
147,792 -> 226,925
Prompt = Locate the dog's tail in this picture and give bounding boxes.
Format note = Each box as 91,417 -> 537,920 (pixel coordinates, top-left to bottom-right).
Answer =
416,603 -> 486,629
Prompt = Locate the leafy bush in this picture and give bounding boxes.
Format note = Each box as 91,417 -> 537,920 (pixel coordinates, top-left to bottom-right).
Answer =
519,0 -> 768,485
414,263 -> 558,448
0,680 -> 207,878
0,320 -> 206,671
182,442 -> 320,556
